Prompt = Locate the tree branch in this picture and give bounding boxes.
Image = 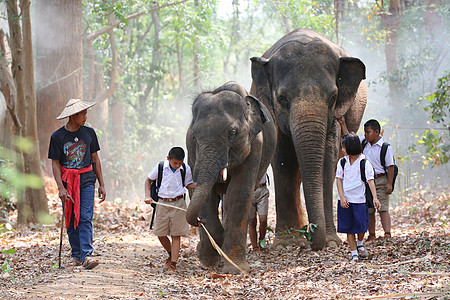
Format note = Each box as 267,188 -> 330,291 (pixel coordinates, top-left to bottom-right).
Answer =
85,0 -> 189,42
92,11 -> 119,104
0,27 -> 21,129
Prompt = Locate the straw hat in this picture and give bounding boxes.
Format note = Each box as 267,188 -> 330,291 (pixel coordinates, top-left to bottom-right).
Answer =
56,99 -> 96,120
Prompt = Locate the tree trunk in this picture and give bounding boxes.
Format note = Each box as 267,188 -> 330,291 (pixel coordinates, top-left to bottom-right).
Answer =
35,0 -> 83,174
0,29 -> 19,149
6,0 -> 26,222
6,0 -> 49,223
20,0 -> 49,223
334,0 -> 344,44
381,0 -> 402,109
193,0 -> 200,91
176,33 -> 184,93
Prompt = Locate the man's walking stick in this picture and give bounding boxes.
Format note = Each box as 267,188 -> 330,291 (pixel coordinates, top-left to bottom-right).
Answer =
58,195 -> 72,268
58,201 -> 65,268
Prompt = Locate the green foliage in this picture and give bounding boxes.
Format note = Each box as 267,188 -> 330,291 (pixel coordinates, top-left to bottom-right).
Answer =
409,72 -> 450,168
1,137 -> 44,225
279,223 -> 318,243
1,248 -> 16,280
423,72 -> 450,124
261,0 -> 335,38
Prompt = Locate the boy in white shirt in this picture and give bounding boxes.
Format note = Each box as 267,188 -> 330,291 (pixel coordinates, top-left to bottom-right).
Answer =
144,147 -> 196,273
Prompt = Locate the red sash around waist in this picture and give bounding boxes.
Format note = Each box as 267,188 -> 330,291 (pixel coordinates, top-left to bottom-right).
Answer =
60,165 -> 93,229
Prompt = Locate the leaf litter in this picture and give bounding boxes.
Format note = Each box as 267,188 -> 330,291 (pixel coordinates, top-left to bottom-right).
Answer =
0,177 -> 448,299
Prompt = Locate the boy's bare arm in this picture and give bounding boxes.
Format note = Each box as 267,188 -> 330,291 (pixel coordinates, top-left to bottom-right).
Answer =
385,165 -> 394,194
186,182 -> 196,190
91,152 -> 106,203
336,116 -> 349,135
144,177 -> 154,204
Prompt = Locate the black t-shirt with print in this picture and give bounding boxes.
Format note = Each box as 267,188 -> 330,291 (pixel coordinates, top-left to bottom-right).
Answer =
48,126 -> 100,188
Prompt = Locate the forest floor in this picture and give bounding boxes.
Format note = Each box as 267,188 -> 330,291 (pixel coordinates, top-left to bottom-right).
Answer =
0,177 -> 449,299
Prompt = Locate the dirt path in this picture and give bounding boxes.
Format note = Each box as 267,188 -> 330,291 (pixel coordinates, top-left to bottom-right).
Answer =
1,191 -> 449,299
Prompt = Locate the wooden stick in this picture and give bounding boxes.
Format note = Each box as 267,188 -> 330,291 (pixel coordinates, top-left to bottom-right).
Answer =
358,292 -> 445,299
58,201 -> 65,268
151,201 -> 248,274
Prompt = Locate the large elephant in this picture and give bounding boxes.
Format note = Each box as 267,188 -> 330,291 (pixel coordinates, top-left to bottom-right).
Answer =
186,81 -> 276,272
250,28 -> 367,250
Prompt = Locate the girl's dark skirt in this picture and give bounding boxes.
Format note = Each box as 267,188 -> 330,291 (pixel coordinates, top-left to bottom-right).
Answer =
337,201 -> 369,234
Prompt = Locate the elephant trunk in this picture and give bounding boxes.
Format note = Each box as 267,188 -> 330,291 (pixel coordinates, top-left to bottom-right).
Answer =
186,182 -> 214,226
290,102 -> 328,250
186,149 -> 226,226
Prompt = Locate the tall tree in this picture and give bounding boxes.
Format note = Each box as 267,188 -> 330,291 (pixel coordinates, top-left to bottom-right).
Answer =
381,0 -> 402,109
5,0 -> 48,223
35,0 -> 83,174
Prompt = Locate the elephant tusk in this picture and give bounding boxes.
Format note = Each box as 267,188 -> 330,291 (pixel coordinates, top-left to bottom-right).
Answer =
222,167 -> 228,181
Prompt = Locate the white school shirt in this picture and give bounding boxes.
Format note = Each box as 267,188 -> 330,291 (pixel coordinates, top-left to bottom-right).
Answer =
148,160 -> 194,198
360,136 -> 395,175
259,172 -> 267,185
335,154 -> 374,204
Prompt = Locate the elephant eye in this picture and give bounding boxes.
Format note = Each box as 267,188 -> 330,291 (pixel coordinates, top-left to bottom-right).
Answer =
277,95 -> 290,108
229,128 -> 237,139
329,92 -> 338,106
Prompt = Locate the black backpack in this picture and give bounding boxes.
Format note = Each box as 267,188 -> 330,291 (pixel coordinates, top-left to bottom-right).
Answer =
150,161 -> 186,208
340,158 -> 374,208
362,140 -> 398,192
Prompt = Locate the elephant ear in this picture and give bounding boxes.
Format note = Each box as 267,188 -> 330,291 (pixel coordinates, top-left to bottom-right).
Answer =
250,57 -> 272,109
335,57 -> 366,113
246,95 -> 271,141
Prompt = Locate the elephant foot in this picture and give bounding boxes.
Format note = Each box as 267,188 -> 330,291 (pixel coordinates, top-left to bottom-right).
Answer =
272,233 -> 309,250
197,242 -> 221,268
326,232 -> 342,248
222,258 -> 249,274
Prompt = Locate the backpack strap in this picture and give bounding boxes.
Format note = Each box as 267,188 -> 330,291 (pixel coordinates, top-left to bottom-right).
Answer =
181,163 -> 186,187
156,161 -> 164,188
340,157 -> 346,172
360,159 -> 367,183
158,161 -> 187,187
380,142 -> 390,173
361,139 -> 368,151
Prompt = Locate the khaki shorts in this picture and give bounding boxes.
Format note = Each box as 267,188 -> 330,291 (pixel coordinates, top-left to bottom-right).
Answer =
249,186 -> 269,218
368,175 -> 390,214
153,197 -> 189,237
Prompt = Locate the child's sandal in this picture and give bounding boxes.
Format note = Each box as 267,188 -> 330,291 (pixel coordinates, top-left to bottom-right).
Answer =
357,245 -> 369,259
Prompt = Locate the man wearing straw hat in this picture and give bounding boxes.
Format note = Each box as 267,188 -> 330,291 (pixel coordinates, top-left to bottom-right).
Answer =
48,99 -> 106,270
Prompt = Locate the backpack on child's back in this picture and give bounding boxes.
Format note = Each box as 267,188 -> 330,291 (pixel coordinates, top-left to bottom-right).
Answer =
362,140 -> 398,192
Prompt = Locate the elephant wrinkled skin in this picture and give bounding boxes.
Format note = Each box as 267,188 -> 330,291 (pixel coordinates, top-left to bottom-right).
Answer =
186,81 -> 276,273
250,28 -> 367,250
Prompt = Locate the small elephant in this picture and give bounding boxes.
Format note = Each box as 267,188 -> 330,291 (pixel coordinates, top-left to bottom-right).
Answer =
186,81 -> 276,272
250,28 -> 367,250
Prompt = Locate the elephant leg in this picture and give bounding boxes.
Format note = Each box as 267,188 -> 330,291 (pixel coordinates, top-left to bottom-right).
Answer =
323,123 -> 341,247
272,136 -> 307,248
221,151 -> 262,273
197,190 -> 223,268
221,184 -> 251,273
